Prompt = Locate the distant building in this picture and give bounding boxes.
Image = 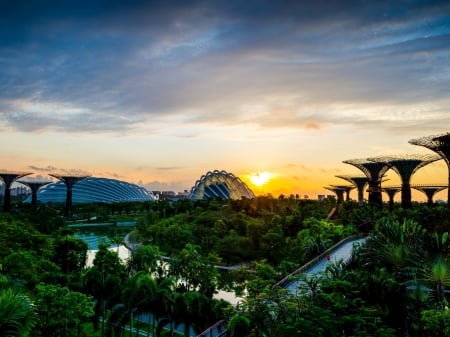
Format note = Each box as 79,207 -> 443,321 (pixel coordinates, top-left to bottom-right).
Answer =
11,186 -> 29,197
1,185 -> 30,197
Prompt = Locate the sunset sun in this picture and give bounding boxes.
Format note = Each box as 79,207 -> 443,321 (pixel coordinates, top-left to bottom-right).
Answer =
249,171 -> 272,187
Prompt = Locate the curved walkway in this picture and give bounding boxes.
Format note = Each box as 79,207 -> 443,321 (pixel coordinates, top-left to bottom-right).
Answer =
197,235 -> 367,337
280,236 -> 366,294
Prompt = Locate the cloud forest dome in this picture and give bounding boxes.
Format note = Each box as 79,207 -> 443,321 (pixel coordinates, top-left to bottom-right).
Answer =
189,170 -> 255,200
24,177 -> 155,204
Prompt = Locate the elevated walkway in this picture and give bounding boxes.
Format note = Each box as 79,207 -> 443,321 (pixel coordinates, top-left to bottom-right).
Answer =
197,235 -> 367,337
274,235 -> 366,293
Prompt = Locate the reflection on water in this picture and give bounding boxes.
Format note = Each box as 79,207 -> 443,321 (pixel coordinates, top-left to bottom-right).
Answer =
75,232 -> 119,250
80,233 -> 243,306
75,229 -> 130,266
86,245 -> 130,267
214,289 -> 245,306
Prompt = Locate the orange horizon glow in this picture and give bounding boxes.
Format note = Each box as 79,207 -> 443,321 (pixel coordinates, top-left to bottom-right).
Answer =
3,148 -> 449,203
248,171 -> 272,187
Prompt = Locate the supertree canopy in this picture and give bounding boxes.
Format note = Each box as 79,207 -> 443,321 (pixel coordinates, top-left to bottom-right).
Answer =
381,186 -> 402,209
18,180 -> 52,208
336,175 -> 368,206
368,154 -> 441,208
330,185 -> 354,202
49,174 -> 90,218
342,159 -> 391,206
0,172 -> 32,212
412,184 -> 448,205
324,186 -> 348,204
409,132 -> 450,207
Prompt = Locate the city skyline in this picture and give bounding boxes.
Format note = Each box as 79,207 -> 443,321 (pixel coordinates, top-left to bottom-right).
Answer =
1,1 -> 449,200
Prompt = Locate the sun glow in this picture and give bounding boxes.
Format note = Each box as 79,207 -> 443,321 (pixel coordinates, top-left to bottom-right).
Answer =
248,171 -> 272,187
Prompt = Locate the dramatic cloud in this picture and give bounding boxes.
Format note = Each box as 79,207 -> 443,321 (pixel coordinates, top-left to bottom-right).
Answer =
1,0 -> 449,135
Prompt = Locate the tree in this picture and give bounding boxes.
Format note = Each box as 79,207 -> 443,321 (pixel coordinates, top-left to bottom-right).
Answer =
34,283 -> 94,337
416,308 -> 450,337
128,244 -> 162,276
120,271 -> 160,337
0,288 -> 36,337
53,235 -> 88,275
2,251 -> 61,288
361,219 -> 426,274
169,243 -> 219,297
420,257 -> 450,308
416,232 -> 450,308
83,244 -> 127,332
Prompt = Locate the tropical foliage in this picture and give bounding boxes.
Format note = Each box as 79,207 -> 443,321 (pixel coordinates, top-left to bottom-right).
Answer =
1,196 -> 450,336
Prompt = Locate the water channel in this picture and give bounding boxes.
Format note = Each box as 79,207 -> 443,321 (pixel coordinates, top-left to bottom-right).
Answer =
73,223 -> 244,306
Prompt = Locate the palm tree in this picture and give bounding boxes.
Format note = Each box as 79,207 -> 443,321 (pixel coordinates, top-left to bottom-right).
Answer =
127,244 -> 161,275
154,277 -> 176,337
132,272 -> 160,337
105,303 -> 127,337
417,232 -> 450,308
0,288 -> 36,337
422,257 -> 450,306
119,274 -> 175,337
362,219 -> 426,274
228,313 -> 251,337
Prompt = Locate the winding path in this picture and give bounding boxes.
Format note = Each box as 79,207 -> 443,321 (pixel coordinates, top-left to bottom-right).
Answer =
197,235 -> 367,337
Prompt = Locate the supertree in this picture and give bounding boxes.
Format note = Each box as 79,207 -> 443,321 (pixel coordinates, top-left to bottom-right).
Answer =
409,132 -> 450,209
381,186 -> 402,210
0,172 -> 32,212
412,184 -> 448,206
335,175 -> 368,206
324,186 -> 352,204
17,180 -> 52,208
342,159 -> 391,206
49,174 -> 90,218
368,154 -> 441,209
330,185 -> 355,202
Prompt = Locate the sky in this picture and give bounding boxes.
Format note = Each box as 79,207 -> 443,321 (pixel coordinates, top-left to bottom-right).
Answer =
1,0 -> 450,201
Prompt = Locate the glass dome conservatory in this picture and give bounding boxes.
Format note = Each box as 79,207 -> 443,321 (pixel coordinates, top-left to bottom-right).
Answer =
189,170 -> 254,200
24,177 -> 155,204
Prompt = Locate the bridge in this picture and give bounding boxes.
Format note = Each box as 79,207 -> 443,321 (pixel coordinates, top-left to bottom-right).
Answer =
197,235 -> 367,337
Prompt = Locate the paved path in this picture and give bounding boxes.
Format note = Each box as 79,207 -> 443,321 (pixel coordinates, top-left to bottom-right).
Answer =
284,237 -> 366,294
197,236 -> 367,337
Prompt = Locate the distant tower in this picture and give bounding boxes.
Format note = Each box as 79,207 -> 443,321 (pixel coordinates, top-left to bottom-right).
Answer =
0,172 -> 32,212
336,175 -> 368,206
18,180 -> 52,208
382,186 -> 402,210
409,132 -> 450,209
369,154 -> 441,209
49,174 -> 89,218
412,185 -> 448,206
343,159 -> 391,206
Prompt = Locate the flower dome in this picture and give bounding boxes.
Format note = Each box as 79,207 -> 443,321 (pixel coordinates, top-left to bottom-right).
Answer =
189,170 -> 254,200
24,177 -> 155,204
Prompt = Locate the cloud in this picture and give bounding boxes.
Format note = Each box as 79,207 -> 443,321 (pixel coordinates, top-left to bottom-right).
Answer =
156,166 -> 184,171
141,180 -> 191,192
0,1 -> 449,135
28,165 -> 59,172
26,165 -> 90,176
